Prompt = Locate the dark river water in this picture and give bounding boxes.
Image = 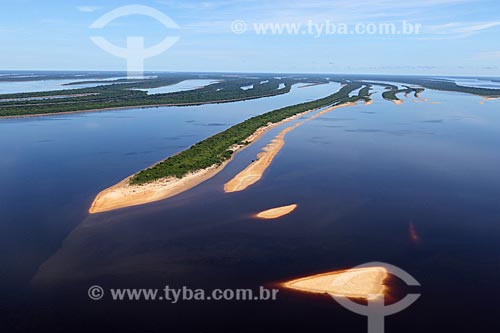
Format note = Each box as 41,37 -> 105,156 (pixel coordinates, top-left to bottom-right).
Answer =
1,84 -> 500,332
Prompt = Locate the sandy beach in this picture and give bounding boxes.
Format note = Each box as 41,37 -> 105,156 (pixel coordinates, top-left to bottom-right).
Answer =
90,102 -> 355,213
255,204 -> 298,219
89,166 -> 224,214
224,123 -> 301,193
306,102 -> 356,120
284,267 -> 388,299
224,102 -> 356,193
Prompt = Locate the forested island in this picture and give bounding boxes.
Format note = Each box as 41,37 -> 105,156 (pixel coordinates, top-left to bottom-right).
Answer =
0,74 -> 301,117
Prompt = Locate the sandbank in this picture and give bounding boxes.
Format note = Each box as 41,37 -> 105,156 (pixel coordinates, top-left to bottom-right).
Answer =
224,103 -> 356,193
284,267 -> 388,299
255,204 -> 298,219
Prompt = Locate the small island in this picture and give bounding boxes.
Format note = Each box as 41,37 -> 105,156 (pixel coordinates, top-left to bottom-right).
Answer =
255,204 -> 298,219
382,86 -> 424,105
284,266 -> 388,299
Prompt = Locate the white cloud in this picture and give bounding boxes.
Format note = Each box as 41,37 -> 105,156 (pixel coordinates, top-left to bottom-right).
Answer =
157,0 -> 499,42
455,22 -> 500,34
421,21 -> 500,39
77,6 -> 100,13
162,0 -> 480,35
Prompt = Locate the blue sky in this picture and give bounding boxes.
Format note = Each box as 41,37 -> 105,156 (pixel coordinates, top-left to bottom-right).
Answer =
1,0 -> 500,75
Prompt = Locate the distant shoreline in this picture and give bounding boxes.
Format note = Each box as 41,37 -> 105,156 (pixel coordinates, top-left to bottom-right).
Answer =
0,91 -> 291,120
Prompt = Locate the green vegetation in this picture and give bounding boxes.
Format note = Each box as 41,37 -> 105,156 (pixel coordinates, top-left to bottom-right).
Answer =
130,82 -> 368,185
336,75 -> 500,98
358,85 -> 372,97
382,86 -> 422,102
404,79 -> 500,97
6,72 -> 498,117
413,88 -> 425,98
0,71 -> 123,82
357,85 -> 373,102
2,74 -> 498,118
0,75 -> 297,117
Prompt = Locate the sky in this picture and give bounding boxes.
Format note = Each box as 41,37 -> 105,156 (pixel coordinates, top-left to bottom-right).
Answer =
1,0 -> 500,75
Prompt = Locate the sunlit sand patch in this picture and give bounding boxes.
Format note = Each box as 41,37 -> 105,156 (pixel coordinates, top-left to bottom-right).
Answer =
364,99 -> 374,105
224,123 -> 301,193
392,99 -> 403,105
306,102 -> 357,121
285,268 -> 388,300
481,97 -> 500,104
224,103 -> 357,193
89,166 -> 223,214
284,267 -> 388,300
255,204 -> 297,219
